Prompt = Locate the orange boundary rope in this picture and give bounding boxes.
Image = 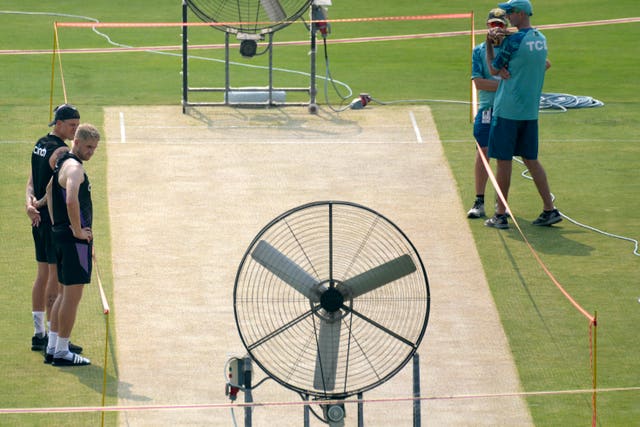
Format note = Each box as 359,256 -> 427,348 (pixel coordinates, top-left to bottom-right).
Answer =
2,385 -> 638,414
92,246 -> 111,427
54,13 -> 473,28
475,141 -> 598,424
475,141 -> 595,323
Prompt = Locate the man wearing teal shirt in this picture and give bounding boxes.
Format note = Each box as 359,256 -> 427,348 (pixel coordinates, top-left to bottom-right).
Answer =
484,0 -> 561,229
467,8 -> 508,219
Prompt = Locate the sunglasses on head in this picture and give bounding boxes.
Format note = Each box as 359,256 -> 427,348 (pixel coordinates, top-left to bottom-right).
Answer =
489,21 -> 506,28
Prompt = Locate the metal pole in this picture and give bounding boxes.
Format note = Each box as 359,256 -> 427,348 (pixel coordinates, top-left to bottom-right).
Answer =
309,5 -> 318,112
224,32 -> 230,105
268,32 -> 274,105
413,353 -> 421,427
357,392 -> 364,427
303,394 -> 310,427
181,0 -> 188,113
244,358 -> 253,427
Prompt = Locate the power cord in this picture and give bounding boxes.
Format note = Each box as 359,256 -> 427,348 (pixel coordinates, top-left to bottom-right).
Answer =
540,92 -> 604,112
514,157 -> 639,256
319,36 -> 355,112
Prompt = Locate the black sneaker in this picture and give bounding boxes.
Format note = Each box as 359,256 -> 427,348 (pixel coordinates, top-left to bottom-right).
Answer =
31,334 -> 48,352
52,353 -> 91,366
69,342 -> 83,354
467,199 -> 486,218
485,214 -> 509,229
43,352 -> 54,364
532,209 -> 562,226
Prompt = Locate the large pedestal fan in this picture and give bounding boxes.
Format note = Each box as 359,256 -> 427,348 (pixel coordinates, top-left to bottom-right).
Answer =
182,0 -> 325,112
233,201 -> 431,426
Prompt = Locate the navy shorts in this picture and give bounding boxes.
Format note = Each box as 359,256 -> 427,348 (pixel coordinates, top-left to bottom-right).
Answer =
52,225 -> 92,286
32,220 -> 56,264
488,116 -> 539,160
473,107 -> 493,148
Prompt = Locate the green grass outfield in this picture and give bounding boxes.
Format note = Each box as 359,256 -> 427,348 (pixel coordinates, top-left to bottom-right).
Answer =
1,0 -> 638,425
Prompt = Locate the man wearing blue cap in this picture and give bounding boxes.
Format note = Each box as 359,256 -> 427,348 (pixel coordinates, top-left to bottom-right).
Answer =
483,0 -> 561,229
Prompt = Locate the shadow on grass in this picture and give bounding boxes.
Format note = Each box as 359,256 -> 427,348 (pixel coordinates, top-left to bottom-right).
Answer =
504,216 -> 594,256
53,363 -> 151,403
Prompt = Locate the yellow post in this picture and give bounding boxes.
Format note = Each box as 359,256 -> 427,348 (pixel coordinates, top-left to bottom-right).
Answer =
470,11 -> 477,123
101,314 -> 110,427
49,23 -> 58,122
591,312 -> 598,427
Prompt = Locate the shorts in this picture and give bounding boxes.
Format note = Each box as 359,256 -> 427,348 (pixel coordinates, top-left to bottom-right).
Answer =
473,107 -> 493,148
32,219 -> 56,264
488,116 -> 539,161
52,225 -> 92,286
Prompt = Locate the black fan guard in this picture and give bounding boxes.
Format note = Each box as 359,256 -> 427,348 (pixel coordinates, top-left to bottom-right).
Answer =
233,201 -> 430,399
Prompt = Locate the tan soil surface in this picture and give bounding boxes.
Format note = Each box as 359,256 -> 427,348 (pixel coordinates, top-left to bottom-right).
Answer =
104,105 -> 533,426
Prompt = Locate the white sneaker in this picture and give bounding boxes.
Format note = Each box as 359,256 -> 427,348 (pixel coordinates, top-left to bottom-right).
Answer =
467,199 -> 486,218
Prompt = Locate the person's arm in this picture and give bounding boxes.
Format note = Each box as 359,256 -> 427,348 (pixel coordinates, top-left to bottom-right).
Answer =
485,41 -> 499,76
473,78 -> 500,92
486,29 -> 511,79
63,162 -> 92,242
36,146 -> 70,211
48,146 -> 69,170
46,178 -> 54,222
25,173 -> 41,226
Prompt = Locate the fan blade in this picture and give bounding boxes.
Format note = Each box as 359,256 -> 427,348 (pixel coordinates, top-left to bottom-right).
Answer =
313,318 -> 341,391
343,254 -> 416,299
260,0 -> 286,22
251,240 -> 320,302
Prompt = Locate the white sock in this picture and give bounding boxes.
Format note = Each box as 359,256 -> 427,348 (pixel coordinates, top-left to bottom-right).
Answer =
55,337 -> 70,358
47,332 -> 58,354
33,311 -> 46,336
47,321 -> 51,333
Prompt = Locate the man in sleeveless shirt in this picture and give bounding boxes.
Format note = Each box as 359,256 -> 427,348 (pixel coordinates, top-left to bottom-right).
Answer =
484,0 -> 562,229
46,124 -> 100,366
26,105 -> 79,352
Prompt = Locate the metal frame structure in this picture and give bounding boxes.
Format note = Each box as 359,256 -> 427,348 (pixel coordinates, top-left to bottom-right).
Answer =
239,353 -> 422,427
181,1 -> 318,113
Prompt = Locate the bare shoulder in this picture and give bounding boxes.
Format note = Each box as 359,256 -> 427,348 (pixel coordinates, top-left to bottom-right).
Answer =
49,145 -> 70,169
59,157 -> 85,185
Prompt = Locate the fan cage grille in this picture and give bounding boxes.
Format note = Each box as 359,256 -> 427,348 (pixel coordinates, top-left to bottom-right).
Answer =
234,201 -> 430,398
185,0 -> 312,34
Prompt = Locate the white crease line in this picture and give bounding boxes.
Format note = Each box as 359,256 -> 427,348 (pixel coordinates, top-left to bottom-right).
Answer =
119,111 -> 126,143
409,111 -> 423,143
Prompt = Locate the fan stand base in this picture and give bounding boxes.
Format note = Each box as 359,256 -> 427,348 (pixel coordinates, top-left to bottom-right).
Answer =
301,354 -> 422,427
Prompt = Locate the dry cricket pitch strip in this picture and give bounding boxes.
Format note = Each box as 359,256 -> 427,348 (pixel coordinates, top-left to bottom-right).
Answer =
104,105 -> 532,426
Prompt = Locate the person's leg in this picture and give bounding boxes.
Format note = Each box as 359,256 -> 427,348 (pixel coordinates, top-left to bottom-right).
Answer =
31,261 -> 48,350
52,284 -> 90,365
474,147 -> 490,195
469,115 -> 491,219
522,158 -> 554,211
45,264 -> 59,322
494,159 -> 512,215
44,290 -> 63,363
56,284 -> 84,343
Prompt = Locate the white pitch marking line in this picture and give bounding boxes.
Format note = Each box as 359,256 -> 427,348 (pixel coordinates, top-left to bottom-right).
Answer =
409,111 -> 423,143
119,111 -> 126,144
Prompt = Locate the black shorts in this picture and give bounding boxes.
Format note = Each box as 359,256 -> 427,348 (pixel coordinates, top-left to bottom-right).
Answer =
32,219 -> 56,264
52,225 -> 92,286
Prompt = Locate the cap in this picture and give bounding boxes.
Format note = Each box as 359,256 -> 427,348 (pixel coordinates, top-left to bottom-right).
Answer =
487,8 -> 508,25
48,104 -> 80,126
498,0 -> 533,16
